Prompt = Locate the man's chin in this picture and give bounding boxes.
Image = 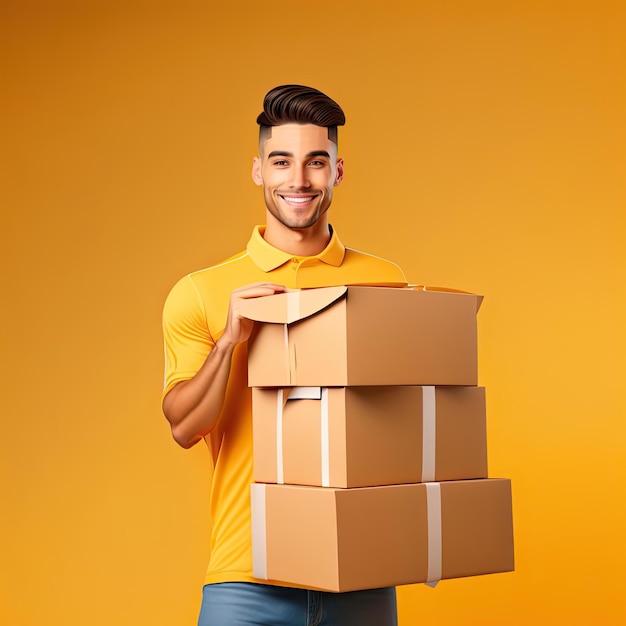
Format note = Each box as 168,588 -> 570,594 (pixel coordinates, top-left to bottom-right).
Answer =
267,204 -> 329,232
275,213 -> 321,231
286,221 -> 317,230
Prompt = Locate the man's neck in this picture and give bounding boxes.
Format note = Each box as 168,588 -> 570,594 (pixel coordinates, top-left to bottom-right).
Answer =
263,216 -> 331,257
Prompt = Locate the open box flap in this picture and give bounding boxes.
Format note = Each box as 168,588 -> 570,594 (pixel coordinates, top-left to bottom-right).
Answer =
241,286 -> 348,324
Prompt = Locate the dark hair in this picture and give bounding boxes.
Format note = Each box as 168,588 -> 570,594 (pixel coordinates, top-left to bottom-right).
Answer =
257,84 -> 345,146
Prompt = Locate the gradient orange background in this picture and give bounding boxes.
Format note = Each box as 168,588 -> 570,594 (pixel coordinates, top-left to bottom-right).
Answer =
2,1 -> 625,624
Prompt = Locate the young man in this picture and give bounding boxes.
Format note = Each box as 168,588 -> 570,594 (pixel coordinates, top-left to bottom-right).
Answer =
162,85 -> 406,626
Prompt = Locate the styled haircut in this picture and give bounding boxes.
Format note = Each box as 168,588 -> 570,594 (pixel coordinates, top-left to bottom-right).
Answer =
257,84 -> 345,149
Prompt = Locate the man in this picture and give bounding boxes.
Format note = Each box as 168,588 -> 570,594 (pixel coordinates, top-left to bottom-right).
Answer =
162,85 -> 407,626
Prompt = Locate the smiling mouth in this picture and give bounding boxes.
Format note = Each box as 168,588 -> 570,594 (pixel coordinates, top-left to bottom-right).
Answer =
279,194 -> 317,205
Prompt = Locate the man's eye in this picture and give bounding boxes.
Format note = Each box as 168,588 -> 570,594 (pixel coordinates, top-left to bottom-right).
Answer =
308,160 -> 325,167
273,160 -> 289,166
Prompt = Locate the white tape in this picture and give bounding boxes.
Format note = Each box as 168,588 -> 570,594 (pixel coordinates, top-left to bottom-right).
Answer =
250,484 -> 268,580
321,388 -> 330,487
276,389 -> 284,484
286,290 -> 300,323
425,482 -> 442,586
421,386 -> 436,482
285,292 -> 301,383
287,387 -> 322,400
283,324 -> 291,385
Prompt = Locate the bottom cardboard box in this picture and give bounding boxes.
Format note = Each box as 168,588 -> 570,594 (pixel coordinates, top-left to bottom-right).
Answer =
251,479 -> 514,592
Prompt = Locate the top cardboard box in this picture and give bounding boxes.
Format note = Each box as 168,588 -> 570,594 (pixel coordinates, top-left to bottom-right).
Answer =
242,286 -> 483,387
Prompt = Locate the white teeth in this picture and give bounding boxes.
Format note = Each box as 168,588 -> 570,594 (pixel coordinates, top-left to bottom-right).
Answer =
281,196 -> 313,204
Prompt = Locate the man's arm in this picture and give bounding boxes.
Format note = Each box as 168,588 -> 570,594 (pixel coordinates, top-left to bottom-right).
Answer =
162,282 -> 286,448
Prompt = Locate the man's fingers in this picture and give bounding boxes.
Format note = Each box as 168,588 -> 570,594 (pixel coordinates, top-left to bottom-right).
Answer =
231,283 -> 287,300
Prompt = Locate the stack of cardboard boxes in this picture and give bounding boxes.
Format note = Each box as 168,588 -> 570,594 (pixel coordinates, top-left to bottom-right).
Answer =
242,285 -> 514,592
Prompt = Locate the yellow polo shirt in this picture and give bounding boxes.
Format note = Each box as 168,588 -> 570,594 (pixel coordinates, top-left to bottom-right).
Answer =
162,225 -> 406,586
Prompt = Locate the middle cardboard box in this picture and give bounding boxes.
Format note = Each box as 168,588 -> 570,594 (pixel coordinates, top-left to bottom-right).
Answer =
252,385 -> 487,488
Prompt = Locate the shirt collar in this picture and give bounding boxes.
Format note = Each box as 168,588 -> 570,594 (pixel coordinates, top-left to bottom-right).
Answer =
247,225 -> 346,272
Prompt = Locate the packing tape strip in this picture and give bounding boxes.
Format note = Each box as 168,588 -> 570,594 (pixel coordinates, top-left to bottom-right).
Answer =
288,387 -> 322,400
320,388 -> 330,487
250,483 -> 268,580
286,290 -> 300,323
421,386 -> 436,482
285,291 -> 300,384
276,389 -> 284,484
425,482 -> 442,586
283,325 -> 291,385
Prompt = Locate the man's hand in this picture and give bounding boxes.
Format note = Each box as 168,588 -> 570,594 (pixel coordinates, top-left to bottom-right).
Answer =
219,282 -> 287,348
163,281 -> 286,448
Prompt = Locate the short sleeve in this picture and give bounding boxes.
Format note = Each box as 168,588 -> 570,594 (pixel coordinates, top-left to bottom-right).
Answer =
162,275 -> 216,397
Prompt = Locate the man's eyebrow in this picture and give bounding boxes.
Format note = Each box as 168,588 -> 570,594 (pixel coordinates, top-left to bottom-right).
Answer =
267,151 -> 293,158
266,150 -> 331,159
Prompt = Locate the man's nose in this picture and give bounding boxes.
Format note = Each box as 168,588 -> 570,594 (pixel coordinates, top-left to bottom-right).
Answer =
289,166 -> 311,189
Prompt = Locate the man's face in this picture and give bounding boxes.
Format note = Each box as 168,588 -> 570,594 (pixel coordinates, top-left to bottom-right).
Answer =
252,124 -> 344,231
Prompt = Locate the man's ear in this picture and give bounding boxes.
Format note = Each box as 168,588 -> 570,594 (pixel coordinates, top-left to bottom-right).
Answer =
251,157 -> 263,186
334,158 -> 344,186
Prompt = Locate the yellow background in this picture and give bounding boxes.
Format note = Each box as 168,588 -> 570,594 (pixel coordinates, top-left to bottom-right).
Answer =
2,1 -> 625,624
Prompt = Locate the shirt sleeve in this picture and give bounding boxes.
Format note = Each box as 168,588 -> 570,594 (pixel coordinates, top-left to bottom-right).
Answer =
162,275 -> 216,397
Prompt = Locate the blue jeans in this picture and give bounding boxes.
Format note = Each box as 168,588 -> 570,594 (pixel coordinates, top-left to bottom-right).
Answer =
198,582 -> 397,626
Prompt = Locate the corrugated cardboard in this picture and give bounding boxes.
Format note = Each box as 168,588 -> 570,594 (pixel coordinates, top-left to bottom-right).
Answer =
242,286 -> 482,387
252,385 -> 488,488
251,479 -> 514,592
